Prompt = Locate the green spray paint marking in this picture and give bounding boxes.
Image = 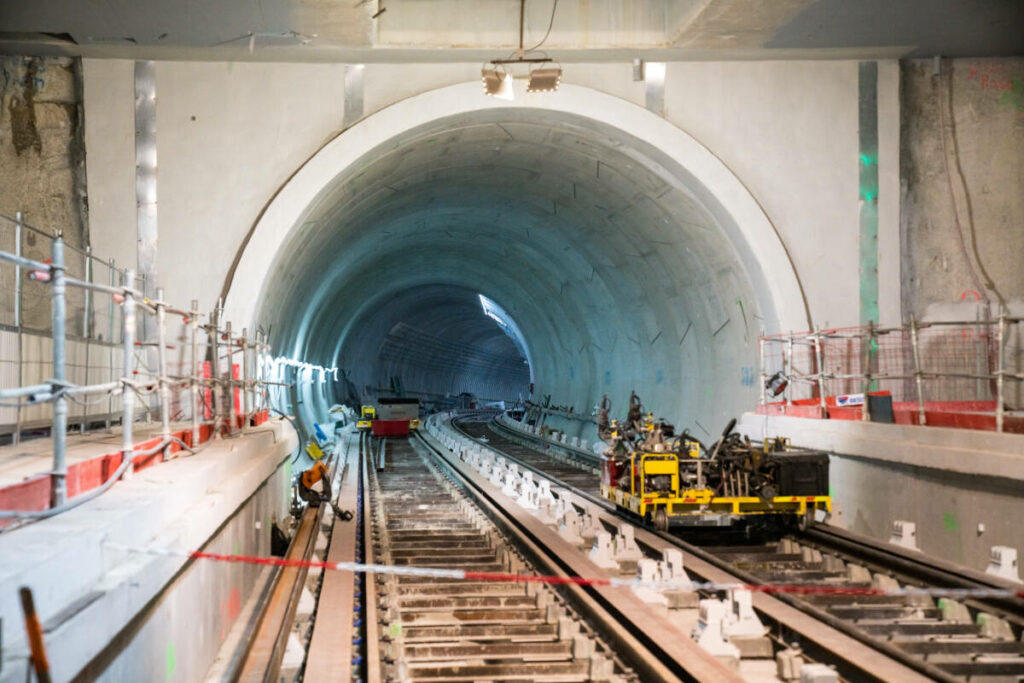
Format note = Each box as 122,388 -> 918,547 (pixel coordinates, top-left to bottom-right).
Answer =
705,387 -> 713,400
166,643 -> 176,680
828,484 -> 836,499
233,540 -> 241,555
943,512 -> 959,532
389,622 -> 403,638
1000,79 -> 1024,111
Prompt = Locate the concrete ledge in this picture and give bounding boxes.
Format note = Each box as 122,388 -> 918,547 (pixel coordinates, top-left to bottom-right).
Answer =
737,413 -> 1024,482
0,420 -> 297,682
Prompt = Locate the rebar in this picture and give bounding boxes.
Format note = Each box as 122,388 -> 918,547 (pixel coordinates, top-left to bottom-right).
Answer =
209,306 -> 221,429
226,321 -> 236,434
996,313 -> 1006,433
785,333 -> 793,406
813,327 -> 826,412
909,314 -> 927,426
156,287 -> 171,457
758,335 -> 766,406
861,320 -> 874,422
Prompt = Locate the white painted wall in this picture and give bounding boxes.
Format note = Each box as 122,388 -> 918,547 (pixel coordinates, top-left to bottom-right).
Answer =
82,58 -> 900,328
664,60 -> 901,329
83,59 -> 136,273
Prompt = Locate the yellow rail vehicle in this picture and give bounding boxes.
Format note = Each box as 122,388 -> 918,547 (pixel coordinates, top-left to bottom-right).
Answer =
601,448 -> 831,532
356,405 -> 376,431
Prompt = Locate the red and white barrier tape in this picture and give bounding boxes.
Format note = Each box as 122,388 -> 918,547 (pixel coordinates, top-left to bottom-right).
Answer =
104,543 -> 1024,599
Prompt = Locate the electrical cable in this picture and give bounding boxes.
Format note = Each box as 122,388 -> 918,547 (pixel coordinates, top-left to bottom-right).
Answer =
935,63 -> 999,313
523,0 -> 558,54
269,408 -> 305,463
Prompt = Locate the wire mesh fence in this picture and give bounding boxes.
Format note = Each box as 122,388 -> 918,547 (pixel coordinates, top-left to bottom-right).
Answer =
760,316 -> 1022,431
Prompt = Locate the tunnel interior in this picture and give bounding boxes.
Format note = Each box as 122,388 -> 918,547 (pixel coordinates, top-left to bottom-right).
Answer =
256,107 -> 772,440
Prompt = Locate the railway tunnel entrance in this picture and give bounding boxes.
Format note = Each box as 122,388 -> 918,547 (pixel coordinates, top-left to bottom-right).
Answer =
223,82 -> 809,438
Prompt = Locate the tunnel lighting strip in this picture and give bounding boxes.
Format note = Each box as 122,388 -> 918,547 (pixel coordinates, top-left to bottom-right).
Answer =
270,356 -> 339,381
104,543 -> 1024,599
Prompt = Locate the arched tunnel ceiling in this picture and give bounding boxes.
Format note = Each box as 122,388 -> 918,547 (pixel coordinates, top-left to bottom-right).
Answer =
340,285 -> 531,403
258,107 -> 765,430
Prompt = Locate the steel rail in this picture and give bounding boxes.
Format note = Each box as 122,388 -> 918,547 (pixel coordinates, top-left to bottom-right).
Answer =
415,427 -> 737,683
362,431 -> 382,683
374,431 -> 653,681
303,435 -> 363,681
463,415 -> 940,683
483,414 -> 1024,679
802,524 -> 1024,623
235,454 -> 337,682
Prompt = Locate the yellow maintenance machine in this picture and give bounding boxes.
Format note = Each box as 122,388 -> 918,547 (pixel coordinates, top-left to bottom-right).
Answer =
356,405 -> 376,430
598,392 -> 831,532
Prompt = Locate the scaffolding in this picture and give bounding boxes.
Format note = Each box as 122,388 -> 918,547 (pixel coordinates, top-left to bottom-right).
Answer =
0,212 -> 292,510
759,316 -> 1023,432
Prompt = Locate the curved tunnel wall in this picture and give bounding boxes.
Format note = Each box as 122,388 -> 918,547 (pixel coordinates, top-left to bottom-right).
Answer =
226,83 -> 809,437
339,285 -> 531,403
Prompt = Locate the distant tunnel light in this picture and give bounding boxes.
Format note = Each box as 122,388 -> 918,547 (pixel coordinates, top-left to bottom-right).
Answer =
479,294 -> 534,381
482,68 -> 514,101
527,67 -> 561,93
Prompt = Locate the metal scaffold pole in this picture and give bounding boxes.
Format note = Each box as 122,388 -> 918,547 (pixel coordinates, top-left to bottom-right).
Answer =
226,321 -> 236,434
209,305 -> 220,431
14,211 -> 23,445
51,236 -> 68,507
122,269 -> 137,477
190,299 -> 200,446
242,327 -> 251,426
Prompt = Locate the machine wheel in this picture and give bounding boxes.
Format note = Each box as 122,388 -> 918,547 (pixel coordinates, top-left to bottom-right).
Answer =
797,509 -> 815,532
653,508 -> 669,532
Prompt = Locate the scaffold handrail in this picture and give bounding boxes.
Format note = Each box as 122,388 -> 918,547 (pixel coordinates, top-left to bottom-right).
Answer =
758,316 -> 1021,432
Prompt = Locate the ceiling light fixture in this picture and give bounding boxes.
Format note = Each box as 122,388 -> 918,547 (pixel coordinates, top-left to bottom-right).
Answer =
482,66 -> 515,100
526,65 -> 561,93
481,0 -> 562,97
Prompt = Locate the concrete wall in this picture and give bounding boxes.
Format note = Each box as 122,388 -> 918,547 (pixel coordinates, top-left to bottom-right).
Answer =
80,59 -> 899,331
98,463 -> 291,682
739,412 -> 1024,573
76,58 -> 905,426
901,57 -> 1024,321
0,55 -> 89,329
0,423 -> 295,682
830,454 -> 1023,572
82,59 -> 135,272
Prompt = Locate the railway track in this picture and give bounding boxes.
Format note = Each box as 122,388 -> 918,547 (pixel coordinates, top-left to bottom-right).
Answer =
366,435 -> 637,682
460,413 -> 1024,682
230,424 -> 739,682
458,418 -> 602,497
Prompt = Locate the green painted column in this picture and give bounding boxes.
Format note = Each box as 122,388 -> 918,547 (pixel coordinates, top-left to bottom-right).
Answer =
858,61 -> 880,327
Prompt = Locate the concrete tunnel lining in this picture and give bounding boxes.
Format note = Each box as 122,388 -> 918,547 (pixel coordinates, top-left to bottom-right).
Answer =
223,81 -> 810,433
